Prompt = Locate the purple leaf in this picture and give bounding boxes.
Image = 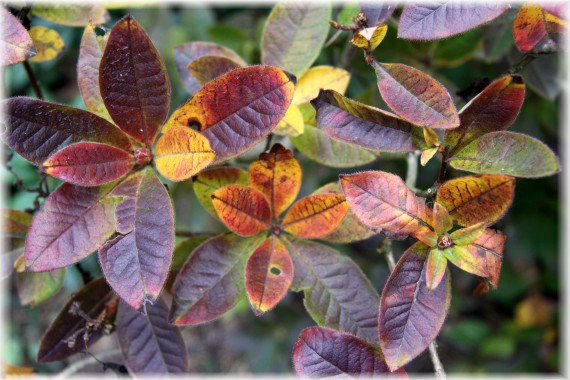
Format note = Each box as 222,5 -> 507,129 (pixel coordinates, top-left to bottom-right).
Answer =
360,2 -> 397,26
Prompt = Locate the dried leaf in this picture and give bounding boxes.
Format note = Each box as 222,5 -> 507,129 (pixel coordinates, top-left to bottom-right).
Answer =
28,26 -> 64,63
193,168 -> 248,217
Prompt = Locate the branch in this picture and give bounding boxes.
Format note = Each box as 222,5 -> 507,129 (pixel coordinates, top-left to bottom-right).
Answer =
429,341 -> 446,379
506,52 -> 538,75
22,61 -> 44,100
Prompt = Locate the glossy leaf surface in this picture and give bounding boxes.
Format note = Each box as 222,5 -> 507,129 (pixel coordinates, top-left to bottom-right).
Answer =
340,171 -> 433,238
17,268 -> 66,306
448,131 -> 560,178
28,26 -> 64,63
188,55 -> 242,87
286,238 -> 380,344
0,8 -> 36,65
466,229 -> 505,288
212,185 -> 271,236
380,243 -> 451,370
43,142 -> 134,187
398,2 -> 507,40
313,90 -> 426,152
193,168 -> 248,217
99,168 -> 174,311
100,16 -> 170,146
248,143 -> 301,218
1,97 -> 132,166
32,4 -> 109,26
293,66 -> 350,105
117,298 -> 188,374
293,327 -> 403,377
164,66 -> 295,163
437,174 -> 515,226
373,62 -> 459,129
261,3 -> 332,77
170,234 -> 264,325
245,236 -> 293,315
282,194 -> 349,239
513,4 -> 566,53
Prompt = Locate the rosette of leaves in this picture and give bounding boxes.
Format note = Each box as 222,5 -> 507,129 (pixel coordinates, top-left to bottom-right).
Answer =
1,15 -> 295,313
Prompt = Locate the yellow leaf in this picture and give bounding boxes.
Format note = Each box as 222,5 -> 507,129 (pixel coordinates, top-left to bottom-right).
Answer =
28,26 -> 65,63
420,147 -> 438,166
274,105 -> 304,136
423,127 -> 440,147
292,66 -> 350,105
351,24 -> 388,51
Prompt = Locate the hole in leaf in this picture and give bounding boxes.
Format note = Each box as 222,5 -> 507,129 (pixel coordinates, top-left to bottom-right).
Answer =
270,267 -> 281,276
187,118 -> 201,130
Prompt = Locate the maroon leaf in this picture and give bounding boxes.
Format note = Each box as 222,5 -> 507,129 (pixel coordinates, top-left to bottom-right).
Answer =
379,242 -> 451,371
99,15 -> 170,146
313,90 -> 426,153
99,168 -> 174,311
360,2 -> 397,26
1,97 -> 132,167
117,298 -> 188,374
398,3 -> 508,40
293,327 -> 406,377
37,278 -> 116,362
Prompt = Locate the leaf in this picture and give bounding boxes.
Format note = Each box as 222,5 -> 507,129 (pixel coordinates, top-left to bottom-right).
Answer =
248,143 -> 301,218
448,222 -> 486,245
28,26 -> 64,63
37,278 -> 116,362
293,327 -> 404,377
373,61 -> 459,129
340,171 -> 433,238
117,298 -> 188,374
78,23 -> 111,120
188,55 -> 242,86
359,2 -> 397,26
99,168 -> 174,311
154,126 -> 215,182
421,147 -> 438,166
379,242 -> 451,371
312,182 -> 381,243
245,236 -> 293,315
174,41 -> 247,95
433,202 -> 452,235
465,228 -> 505,288
513,4 -> 566,53
261,3 -> 332,77
521,53 -> 560,100
171,235 -> 211,270
448,131 -> 560,178
273,104 -> 304,136
100,15 -> 170,147
24,183 -> 119,271
170,233 -> 264,325
445,75 -> 525,155
432,29 -> 483,68
312,90 -> 426,152
17,268 -> 66,306
398,2 -> 507,40
285,238 -> 380,345
164,66 -> 295,164
32,4 -> 109,26
0,8 -> 36,65
442,245 -> 487,277
42,142 -> 134,187
426,248 -> 447,291
211,185 -> 271,236
436,174 -> 515,227
292,66 -> 351,106
3,209 -> 32,235
1,97 -> 132,166
193,168 -> 248,217
352,25 -> 388,51
282,194 -> 349,239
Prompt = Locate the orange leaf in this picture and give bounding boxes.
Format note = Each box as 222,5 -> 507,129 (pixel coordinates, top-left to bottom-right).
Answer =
211,185 -> 271,236
248,144 -> 301,218
154,126 -> 215,182
282,194 -> 349,239
465,228 -> 505,288
513,4 -> 566,53
245,236 -> 293,315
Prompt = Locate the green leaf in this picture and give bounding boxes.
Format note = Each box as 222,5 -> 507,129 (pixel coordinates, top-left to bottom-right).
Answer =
17,268 -> 66,306
193,168 -> 249,217
32,5 -> 109,26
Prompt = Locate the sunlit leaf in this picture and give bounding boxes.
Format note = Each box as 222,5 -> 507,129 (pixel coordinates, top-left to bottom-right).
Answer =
448,222 -> 486,245
0,8 -> 36,66
1,97 -> 132,166
164,66 -> 295,164
426,248 -> 447,291
248,143 -> 301,218
261,2 -> 332,77
293,66 -> 350,106
445,75 -> 525,155
513,4 -> 566,53
42,142 -> 134,187
188,55 -> 242,86
448,131 -> 560,178
437,174 -> 515,226
293,327 -> 404,377
100,15 -> 170,146
352,25 -> 388,51
282,194 -> 349,239
373,61 -> 459,129
286,238 -> 380,345
17,267 -> 66,306
313,90 -> 426,152
33,4 -> 109,26
99,168 -> 174,311
360,2 -> 397,26
211,185 -> 271,236
170,234 -> 264,325
37,278 -> 116,362
398,2 -> 507,40
421,147 -> 438,166
465,228 -> 505,288
340,171 -> 433,238
379,242 -> 451,371
28,26 -> 64,63
117,298 -> 188,374
245,236 -> 293,315
273,104 -> 304,136
193,168 -> 248,217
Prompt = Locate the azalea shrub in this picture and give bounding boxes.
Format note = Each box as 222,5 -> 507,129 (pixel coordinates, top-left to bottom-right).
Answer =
1,2 -> 563,376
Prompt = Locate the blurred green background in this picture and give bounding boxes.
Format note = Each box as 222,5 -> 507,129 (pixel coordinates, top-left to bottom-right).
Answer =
3,4 -> 561,375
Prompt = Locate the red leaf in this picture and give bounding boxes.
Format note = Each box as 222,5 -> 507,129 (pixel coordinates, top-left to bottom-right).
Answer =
513,4 -> 566,53
99,15 -> 170,146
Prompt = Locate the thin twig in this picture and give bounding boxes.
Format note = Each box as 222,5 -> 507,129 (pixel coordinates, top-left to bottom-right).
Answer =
405,151 -> 420,190
22,61 -> 44,99
506,52 -> 538,75
74,262 -> 93,284
429,341 -> 446,379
